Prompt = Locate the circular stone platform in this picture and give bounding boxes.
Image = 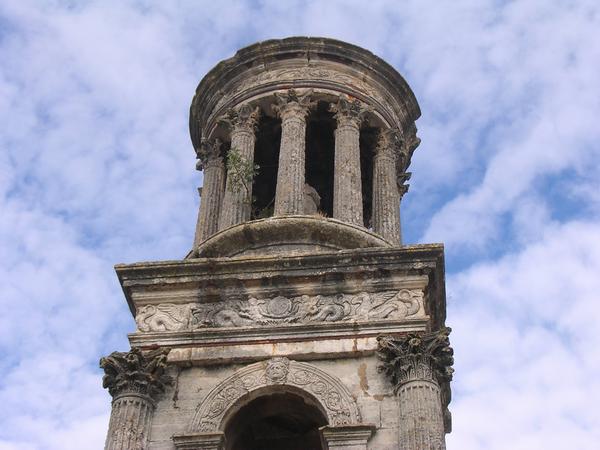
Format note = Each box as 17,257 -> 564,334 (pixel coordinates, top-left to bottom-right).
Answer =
195,215 -> 392,258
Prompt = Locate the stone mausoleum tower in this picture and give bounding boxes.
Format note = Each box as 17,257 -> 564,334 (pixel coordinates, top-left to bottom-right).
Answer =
100,37 -> 453,450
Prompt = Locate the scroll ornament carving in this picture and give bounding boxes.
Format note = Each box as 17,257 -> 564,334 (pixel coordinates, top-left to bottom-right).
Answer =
135,289 -> 424,332
195,138 -> 223,171
377,327 -> 454,390
99,348 -> 173,400
136,304 -> 193,332
190,357 -> 360,432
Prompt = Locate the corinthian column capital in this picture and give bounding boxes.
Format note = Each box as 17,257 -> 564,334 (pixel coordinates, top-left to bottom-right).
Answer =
374,128 -> 402,158
100,347 -> 172,401
220,104 -> 261,134
377,327 -> 454,389
195,138 -> 224,171
330,97 -> 369,128
272,88 -> 315,119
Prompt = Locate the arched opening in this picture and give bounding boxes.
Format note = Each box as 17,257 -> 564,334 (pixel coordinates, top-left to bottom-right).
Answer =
223,389 -> 328,450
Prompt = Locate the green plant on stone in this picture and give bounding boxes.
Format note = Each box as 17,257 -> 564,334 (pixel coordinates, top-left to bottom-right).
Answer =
225,147 -> 259,199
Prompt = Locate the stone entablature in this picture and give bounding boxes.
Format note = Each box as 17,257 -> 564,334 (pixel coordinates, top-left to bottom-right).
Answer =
120,244 -> 445,371
118,244 -> 444,320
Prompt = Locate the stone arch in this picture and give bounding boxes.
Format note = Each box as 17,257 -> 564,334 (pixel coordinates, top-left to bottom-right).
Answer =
187,357 -> 361,433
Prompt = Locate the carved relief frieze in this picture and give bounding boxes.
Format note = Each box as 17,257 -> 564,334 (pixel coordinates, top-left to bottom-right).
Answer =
188,357 -> 361,433
135,289 -> 425,333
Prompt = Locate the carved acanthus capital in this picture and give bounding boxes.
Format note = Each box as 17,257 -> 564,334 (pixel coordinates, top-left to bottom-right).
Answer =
219,104 -> 260,134
99,347 -> 172,400
374,128 -> 402,158
377,327 -> 454,390
330,97 -> 369,128
272,88 -> 315,119
195,138 -> 223,171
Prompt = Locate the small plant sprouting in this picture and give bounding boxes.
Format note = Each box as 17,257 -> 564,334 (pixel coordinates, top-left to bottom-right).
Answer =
225,147 -> 259,198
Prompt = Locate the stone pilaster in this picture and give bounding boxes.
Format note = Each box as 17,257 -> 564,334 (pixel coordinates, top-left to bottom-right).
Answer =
272,89 -> 314,215
193,138 -> 225,247
100,348 -> 172,450
331,98 -> 368,226
218,104 -> 260,230
372,129 -> 402,244
377,328 -> 454,450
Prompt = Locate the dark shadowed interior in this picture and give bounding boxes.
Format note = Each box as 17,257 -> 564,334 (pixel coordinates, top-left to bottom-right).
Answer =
249,100 -> 375,226
251,115 -> 281,219
306,101 -> 336,218
360,126 -> 377,228
224,391 -> 327,450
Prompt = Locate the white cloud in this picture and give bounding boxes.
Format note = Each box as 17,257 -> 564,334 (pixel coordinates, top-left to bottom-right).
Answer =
416,0 -> 600,251
447,220 -> 600,449
1,1 -> 599,448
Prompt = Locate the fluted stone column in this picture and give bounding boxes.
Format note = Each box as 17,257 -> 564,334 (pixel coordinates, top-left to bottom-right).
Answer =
378,328 -> 454,450
100,348 -> 172,450
193,139 -> 225,247
331,98 -> 368,226
218,104 -> 260,230
272,89 -> 314,215
372,129 -> 402,244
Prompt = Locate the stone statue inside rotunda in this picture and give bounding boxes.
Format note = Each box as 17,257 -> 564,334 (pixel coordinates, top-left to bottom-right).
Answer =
100,37 -> 452,450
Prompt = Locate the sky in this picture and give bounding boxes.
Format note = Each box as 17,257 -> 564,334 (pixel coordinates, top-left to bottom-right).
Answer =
1,0 -> 599,448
